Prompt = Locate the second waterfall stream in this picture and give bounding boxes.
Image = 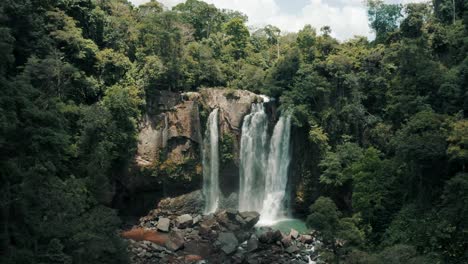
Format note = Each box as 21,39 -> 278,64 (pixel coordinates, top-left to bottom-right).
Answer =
238,102 -> 292,224
202,101 -> 292,226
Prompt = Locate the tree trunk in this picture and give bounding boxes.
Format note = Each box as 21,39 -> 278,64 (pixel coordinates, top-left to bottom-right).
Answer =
453,0 -> 456,24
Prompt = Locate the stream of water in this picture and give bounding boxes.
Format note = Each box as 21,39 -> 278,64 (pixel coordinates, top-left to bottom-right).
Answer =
202,108 -> 220,214
239,104 -> 292,224
238,103 -> 269,212
258,115 -> 292,224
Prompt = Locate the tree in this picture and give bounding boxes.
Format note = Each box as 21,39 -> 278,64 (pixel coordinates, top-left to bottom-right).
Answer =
447,119 -> 468,171
264,25 -> 281,59
174,0 -> 224,40
307,197 -> 365,263
392,111 -> 449,201
350,148 -> 401,239
223,17 -> 250,60
400,3 -> 431,39
297,25 -> 317,63
319,142 -> 363,187
367,0 -> 402,43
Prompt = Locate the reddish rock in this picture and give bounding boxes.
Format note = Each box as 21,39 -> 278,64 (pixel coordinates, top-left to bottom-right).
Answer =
121,228 -> 168,246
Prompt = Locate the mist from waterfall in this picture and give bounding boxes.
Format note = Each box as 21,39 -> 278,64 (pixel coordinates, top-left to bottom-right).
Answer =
259,115 -> 292,224
238,102 -> 292,224
202,108 -> 220,214
238,103 -> 269,212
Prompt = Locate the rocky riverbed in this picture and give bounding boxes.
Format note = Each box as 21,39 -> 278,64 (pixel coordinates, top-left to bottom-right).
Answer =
122,191 -> 320,264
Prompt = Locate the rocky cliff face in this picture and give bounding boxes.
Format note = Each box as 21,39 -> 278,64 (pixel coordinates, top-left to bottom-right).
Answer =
116,89 -> 264,218
136,91 -> 202,168
136,89 -> 262,169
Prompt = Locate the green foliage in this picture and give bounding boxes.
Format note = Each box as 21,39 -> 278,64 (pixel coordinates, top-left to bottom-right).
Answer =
307,197 -> 365,263
319,142 -> 363,187
223,17 -> 250,60
367,0 -> 403,43
220,132 -> 235,166
1,0 -> 468,263
447,120 -> 468,170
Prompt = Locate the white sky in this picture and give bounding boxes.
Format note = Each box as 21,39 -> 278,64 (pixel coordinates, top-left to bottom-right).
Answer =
129,0 -> 429,41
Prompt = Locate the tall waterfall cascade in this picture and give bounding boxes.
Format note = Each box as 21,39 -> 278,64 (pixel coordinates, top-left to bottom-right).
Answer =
238,102 -> 292,224
238,103 -> 269,212
202,108 -> 220,214
259,115 -> 292,224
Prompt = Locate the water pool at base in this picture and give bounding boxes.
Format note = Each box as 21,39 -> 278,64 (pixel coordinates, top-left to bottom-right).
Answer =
256,218 -> 309,234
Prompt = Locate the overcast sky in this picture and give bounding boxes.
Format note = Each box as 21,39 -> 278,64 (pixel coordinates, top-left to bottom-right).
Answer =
129,0 -> 429,41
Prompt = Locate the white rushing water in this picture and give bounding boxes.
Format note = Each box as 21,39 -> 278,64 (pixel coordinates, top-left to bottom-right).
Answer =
238,102 -> 292,224
259,115 -> 292,224
202,108 -> 220,214
238,103 -> 269,212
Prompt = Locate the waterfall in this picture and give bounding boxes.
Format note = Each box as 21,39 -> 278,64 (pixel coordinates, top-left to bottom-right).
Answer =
238,101 -> 292,224
202,108 -> 220,214
259,115 -> 292,224
238,103 -> 269,212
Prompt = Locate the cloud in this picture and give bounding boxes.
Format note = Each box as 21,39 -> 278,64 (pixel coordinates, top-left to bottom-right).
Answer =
129,0 -> 430,41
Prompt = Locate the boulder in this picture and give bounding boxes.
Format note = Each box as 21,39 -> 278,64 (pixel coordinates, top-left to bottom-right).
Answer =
258,229 -> 283,244
193,215 -> 202,225
217,232 -> 239,255
184,240 -> 212,258
157,190 -> 204,215
226,209 -> 239,220
246,235 -> 259,252
216,211 -> 230,227
177,214 -> 193,228
157,218 -> 170,232
290,229 -> 299,239
281,235 -> 292,247
286,245 -> 300,254
164,231 -> 185,251
199,217 -> 219,238
299,235 -> 313,244
239,211 -> 260,228
235,215 -> 246,226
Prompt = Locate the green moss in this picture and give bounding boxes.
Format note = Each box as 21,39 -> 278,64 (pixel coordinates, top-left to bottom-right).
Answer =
220,132 -> 236,166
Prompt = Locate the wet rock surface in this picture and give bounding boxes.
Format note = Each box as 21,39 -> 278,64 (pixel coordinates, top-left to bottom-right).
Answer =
124,194 -> 320,264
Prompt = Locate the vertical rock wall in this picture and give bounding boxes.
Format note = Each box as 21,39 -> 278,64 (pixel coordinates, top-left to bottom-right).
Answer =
121,88 -> 264,214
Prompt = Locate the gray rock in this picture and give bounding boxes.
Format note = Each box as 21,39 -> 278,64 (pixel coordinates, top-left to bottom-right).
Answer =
184,240 -> 213,258
193,215 -> 202,225
258,229 -> 282,244
165,231 -> 185,251
290,228 -> 299,239
239,211 -> 260,228
226,208 -> 239,220
157,218 -> 170,232
216,211 -> 230,227
232,247 -> 246,263
157,190 -> 205,215
286,245 -> 300,254
281,235 -> 292,247
247,235 -> 259,252
235,214 -> 246,226
199,217 -> 219,237
217,232 -> 239,255
177,214 -> 193,228
299,234 -> 313,244
150,242 -> 166,252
